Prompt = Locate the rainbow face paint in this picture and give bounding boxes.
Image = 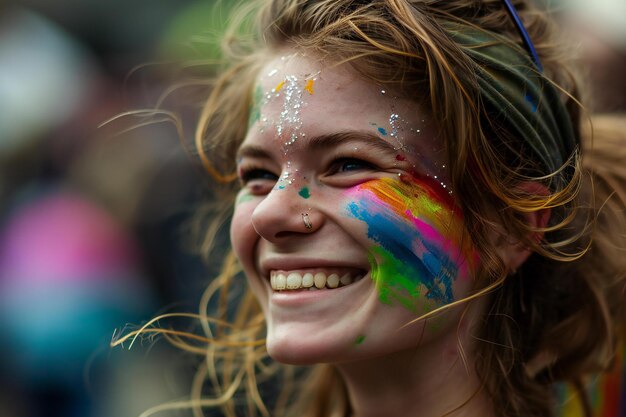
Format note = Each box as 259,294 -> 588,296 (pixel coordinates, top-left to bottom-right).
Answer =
346,176 -> 477,311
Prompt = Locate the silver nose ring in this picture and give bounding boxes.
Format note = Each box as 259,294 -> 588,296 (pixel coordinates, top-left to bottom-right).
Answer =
302,213 -> 312,229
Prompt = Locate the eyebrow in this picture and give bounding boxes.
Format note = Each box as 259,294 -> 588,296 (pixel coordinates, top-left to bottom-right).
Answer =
236,130 -> 400,160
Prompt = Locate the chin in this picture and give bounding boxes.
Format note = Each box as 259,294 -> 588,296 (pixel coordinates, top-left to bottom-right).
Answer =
265,326 -> 354,365
266,339 -> 326,365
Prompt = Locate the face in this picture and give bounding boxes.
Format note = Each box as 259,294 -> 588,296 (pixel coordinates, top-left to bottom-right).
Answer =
231,51 -> 478,365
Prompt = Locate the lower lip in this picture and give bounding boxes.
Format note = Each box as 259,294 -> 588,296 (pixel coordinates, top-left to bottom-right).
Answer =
269,274 -> 370,306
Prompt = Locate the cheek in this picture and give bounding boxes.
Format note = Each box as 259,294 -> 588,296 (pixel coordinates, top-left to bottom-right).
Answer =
230,198 -> 259,270
345,178 -> 477,312
231,202 -> 270,315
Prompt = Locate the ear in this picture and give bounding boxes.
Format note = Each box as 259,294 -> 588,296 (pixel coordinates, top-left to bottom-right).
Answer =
496,182 -> 551,273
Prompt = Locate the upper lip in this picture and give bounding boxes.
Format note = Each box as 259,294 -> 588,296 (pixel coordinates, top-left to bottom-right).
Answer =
259,256 -> 368,277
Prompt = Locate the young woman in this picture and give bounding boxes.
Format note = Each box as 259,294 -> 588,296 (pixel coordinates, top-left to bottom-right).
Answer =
114,1 -> 626,416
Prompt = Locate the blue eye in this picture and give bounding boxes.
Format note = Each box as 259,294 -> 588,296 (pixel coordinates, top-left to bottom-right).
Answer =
320,157 -> 379,187
239,168 -> 278,184
335,158 -> 375,172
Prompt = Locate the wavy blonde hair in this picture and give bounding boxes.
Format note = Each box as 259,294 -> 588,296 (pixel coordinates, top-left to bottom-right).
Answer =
113,1 -> 626,416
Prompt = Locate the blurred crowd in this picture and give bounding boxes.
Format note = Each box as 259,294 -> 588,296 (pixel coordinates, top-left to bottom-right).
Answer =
0,1 -> 624,417
0,1 -> 235,416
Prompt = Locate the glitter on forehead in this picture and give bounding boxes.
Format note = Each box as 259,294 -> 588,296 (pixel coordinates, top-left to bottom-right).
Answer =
272,72 -> 317,151
254,61 -> 319,189
279,75 -> 302,147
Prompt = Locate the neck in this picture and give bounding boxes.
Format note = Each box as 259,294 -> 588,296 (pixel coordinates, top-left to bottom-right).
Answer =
335,311 -> 494,417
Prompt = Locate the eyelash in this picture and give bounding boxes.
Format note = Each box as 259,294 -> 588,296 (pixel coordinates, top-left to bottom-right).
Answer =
328,157 -> 376,174
237,156 -> 378,192
239,167 -> 278,185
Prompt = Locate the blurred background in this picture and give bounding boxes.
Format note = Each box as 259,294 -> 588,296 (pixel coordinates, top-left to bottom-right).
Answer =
0,1 -> 236,416
0,1 -> 624,417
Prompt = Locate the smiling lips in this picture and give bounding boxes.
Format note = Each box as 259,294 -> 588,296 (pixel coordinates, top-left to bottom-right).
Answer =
270,269 -> 365,291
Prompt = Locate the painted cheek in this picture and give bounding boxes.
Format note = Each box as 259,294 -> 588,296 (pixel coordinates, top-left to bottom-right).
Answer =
345,177 -> 477,312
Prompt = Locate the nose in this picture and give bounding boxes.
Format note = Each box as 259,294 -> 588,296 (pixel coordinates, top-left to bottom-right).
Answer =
251,186 -> 322,242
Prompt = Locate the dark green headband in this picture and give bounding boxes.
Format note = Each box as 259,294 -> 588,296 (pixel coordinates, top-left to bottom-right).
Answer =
447,25 -> 578,182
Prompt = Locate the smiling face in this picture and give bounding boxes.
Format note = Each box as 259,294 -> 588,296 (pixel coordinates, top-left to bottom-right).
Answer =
230,51 -> 478,365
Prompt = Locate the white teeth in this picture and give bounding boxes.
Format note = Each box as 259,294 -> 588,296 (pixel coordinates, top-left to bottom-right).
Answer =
286,272 -> 302,289
271,270 -> 364,291
314,272 -> 326,289
327,273 -> 339,288
302,273 -> 314,287
275,273 -> 286,290
340,273 -> 352,286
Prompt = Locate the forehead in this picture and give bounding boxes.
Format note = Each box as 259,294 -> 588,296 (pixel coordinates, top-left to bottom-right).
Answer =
244,51 -> 445,172
255,52 -> 420,128
258,53 -> 371,102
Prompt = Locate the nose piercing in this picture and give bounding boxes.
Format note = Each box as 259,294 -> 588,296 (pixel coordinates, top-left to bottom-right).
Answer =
302,213 -> 312,229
